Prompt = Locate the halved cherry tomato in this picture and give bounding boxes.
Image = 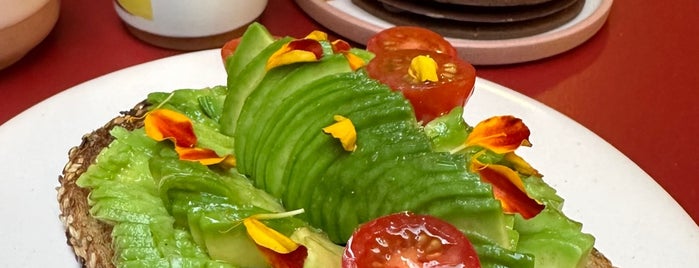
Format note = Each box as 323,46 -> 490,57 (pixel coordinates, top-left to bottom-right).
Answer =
342,212 -> 481,268
221,37 -> 242,62
366,26 -> 458,57
366,49 -> 476,124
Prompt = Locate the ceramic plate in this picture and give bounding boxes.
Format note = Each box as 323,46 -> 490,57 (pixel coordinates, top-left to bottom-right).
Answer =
0,50 -> 696,267
295,0 -> 613,65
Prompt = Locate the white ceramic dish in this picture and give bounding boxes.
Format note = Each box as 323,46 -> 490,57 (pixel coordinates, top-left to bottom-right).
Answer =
0,50 -> 697,267
295,0 -> 613,65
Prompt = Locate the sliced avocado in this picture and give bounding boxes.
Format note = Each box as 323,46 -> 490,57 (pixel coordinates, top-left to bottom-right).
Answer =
290,227 -> 344,268
236,54 -> 354,177
255,74 -> 386,198
223,22 -> 276,79
220,36 -> 293,136
232,69 -> 515,249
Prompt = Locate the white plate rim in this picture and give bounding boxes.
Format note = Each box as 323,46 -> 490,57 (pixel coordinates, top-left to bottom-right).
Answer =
0,49 -> 696,267
295,0 -> 613,65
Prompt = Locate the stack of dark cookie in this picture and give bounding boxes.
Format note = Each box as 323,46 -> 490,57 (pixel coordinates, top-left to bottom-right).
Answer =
352,0 -> 585,40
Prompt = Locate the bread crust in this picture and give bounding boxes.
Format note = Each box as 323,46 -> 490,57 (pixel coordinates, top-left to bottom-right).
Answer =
57,101 -> 149,268
56,101 -> 613,268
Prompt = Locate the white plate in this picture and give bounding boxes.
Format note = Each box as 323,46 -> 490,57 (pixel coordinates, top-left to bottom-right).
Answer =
296,0 -> 613,65
0,50 -> 696,267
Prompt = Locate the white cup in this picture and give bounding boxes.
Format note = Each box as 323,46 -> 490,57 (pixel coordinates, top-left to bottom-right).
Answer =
114,0 -> 268,50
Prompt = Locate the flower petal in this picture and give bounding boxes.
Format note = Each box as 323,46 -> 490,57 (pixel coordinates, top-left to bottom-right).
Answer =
244,217 -> 300,254
266,39 -> 324,70
465,115 -> 531,154
503,152 -> 542,177
304,30 -> 328,41
343,52 -> 366,71
330,39 -> 351,53
322,115 -> 357,152
471,161 -> 544,219
330,39 -> 366,71
144,109 -> 197,148
174,146 -> 228,165
257,245 -> 308,268
145,108 -> 235,166
409,55 -> 439,82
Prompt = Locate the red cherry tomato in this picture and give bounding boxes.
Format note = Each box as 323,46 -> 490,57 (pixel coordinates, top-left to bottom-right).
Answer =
366,26 -> 458,57
343,212 -> 481,268
221,37 -> 242,62
366,49 -> 476,124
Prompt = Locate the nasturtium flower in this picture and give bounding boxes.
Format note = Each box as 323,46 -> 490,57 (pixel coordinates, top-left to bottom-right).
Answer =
502,151 -> 541,177
461,115 -> 544,219
330,39 -> 351,53
322,115 -> 357,152
465,115 -> 531,154
305,30 -> 328,41
266,30 -> 365,71
244,217 -> 299,254
144,108 -> 232,166
331,39 -> 366,71
343,52 -> 366,71
266,38 -> 324,70
471,161 -> 544,219
174,147 -> 229,166
409,55 -> 439,82
241,209 -> 308,266
243,209 -> 305,253
144,108 -> 197,147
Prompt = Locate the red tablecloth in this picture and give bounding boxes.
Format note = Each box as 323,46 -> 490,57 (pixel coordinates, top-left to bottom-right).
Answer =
1,0 -> 697,225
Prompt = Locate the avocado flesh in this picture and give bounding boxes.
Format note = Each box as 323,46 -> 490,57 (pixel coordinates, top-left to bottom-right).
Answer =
224,22 -> 276,80
220,36 -> 294,136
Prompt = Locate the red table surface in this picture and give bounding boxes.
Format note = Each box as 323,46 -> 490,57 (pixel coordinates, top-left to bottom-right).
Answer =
1,0 -> 697,225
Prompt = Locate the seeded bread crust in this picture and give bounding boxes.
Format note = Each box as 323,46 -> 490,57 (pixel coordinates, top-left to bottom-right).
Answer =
57,101 -> 150,268
56,101 -> 613,268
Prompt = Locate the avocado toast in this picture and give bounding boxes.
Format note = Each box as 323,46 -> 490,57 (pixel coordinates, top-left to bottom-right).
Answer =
58,23 -> 613,267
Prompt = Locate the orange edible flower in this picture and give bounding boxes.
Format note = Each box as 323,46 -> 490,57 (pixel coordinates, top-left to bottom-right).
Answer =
503,151 -> 541,177
331,39 -> 366,71
322,115 -> 357,152
144,108 -> 231,166
145,109 -> 197,147
174,147 -> 228,166
304,30 -> 328,41
242,209 -> 305,254
465,115 -> 531,154
266,39 -> 324,70
257,244 -> 308,268
471,161 -> 544,219
330,39 -> 351,53
266,30 -> 365,71
244,217 -> 300,254
462,116 -> 544,219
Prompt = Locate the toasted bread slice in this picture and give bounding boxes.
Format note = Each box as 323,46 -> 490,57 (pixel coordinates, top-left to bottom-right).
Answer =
57,101 -> 613,268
